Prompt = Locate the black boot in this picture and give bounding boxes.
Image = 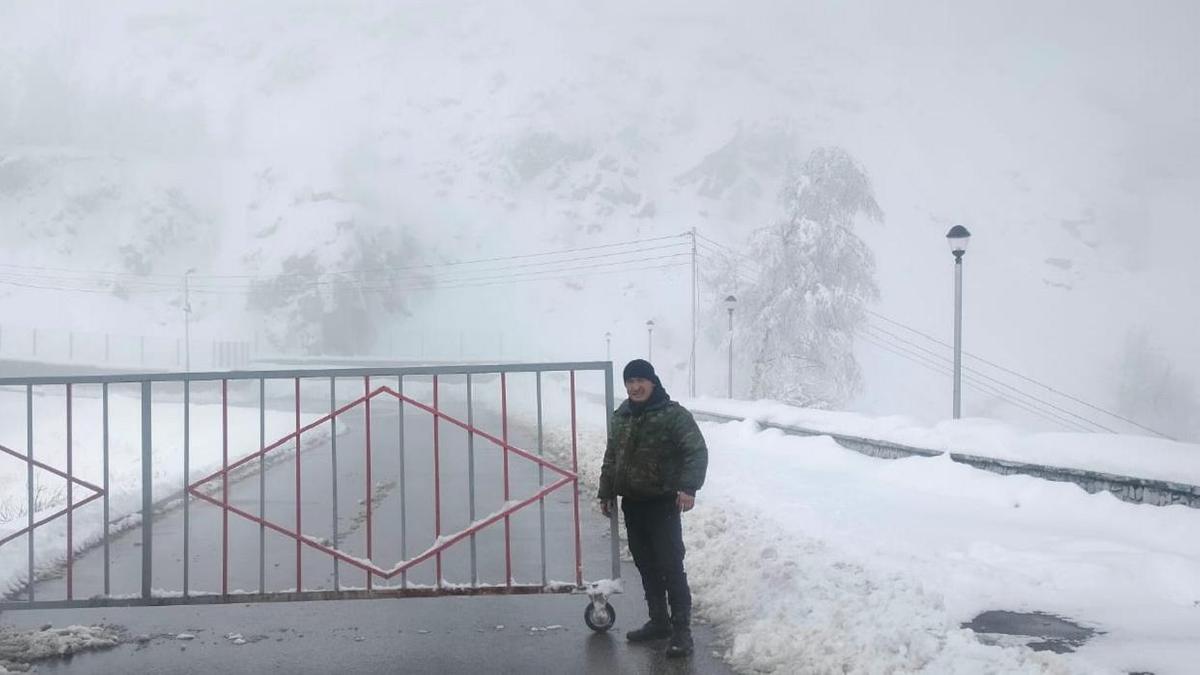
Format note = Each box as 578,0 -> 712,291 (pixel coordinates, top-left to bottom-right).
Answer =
626,600 -> 671,642
666,623 -> 693,657
625,619 -> 672,642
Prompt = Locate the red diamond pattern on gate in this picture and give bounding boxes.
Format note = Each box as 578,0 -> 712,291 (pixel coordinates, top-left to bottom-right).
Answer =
0,444 -> 105,548
186,385 -> 578,580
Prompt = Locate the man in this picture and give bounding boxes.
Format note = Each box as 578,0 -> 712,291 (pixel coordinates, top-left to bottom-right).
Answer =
597,359 -> 708,658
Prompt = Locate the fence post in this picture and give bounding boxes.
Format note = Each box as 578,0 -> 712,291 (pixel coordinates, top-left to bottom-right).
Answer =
141,381 -> 153,599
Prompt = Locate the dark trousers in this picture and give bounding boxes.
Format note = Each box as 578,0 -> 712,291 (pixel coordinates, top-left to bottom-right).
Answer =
622,495 -> 691,626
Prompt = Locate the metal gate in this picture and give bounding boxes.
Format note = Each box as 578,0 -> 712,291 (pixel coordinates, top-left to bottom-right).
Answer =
0,363 -> 620,623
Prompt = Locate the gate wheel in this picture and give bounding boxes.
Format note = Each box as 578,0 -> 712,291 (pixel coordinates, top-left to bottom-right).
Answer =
584,601 -> 616,632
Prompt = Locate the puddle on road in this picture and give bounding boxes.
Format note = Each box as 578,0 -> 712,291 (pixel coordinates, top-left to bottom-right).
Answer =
963,610 -> 1098,654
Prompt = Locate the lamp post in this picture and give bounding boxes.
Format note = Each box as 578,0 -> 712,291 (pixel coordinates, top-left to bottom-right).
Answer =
183,268 -> 196,371
946,225 -> 971,419
604,331 -> 611,361
724,295 -> 737,398
646,320 -> 655,361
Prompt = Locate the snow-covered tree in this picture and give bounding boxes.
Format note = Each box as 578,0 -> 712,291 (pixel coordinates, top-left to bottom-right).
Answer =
733,146 -> 881,407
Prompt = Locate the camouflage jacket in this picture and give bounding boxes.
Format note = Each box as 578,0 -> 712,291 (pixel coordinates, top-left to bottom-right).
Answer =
597,397 -> 708,500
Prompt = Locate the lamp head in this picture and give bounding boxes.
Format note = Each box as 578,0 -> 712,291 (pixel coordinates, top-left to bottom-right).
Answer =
946,225 -> 971,258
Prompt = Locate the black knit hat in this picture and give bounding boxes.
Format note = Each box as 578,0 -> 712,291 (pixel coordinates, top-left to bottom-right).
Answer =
622,359 -> 660,385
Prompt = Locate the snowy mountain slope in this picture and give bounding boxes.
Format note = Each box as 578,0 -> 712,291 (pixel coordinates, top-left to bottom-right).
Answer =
1,1 -> 1197,435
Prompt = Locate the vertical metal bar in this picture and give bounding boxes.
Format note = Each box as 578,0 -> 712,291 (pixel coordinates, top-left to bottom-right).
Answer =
103,383 -> 110,597
536,372 -> 546,587
183,380 -> 190,597
570,371 -> 582,587
604,364 -> 619,580
466,374 -> 476,586
294,377 -> 302,591
140,381 -> 152,600
259,378 -> 266,593
26,385 -> 33,602
66,383 -> 73,600
364,376 -> 373,592
398,375 -> 406,589
222,379 -> 229,596
433,375 -> 441,586
501,372 -> 511,587
330,377 -> 339,591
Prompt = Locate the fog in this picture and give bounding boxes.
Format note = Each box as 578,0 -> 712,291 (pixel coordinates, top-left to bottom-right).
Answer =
1,1 -> 1197,438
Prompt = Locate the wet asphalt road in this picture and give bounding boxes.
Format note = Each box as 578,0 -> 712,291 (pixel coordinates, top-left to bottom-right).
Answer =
2,386 -> 735,675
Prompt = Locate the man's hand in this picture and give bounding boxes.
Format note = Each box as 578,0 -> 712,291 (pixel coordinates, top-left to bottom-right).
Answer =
599,498 -> 615,517
676,491 -> 695,512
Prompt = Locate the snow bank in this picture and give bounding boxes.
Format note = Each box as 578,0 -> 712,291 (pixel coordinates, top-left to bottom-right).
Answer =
678,419 -> 1200,674
0,623 -> 121,671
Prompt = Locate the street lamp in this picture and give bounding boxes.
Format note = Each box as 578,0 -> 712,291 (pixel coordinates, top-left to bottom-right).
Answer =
946,225 -> 971,419
723,295 -> 737,398
604,331 -> 612,362
646,320 -> 655,361
183,268 -> 196,372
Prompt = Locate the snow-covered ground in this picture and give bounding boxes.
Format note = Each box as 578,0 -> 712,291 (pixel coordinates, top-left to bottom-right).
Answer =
561,393 -> 1200,674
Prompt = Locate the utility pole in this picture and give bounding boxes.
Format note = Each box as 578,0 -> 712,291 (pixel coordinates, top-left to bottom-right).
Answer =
724,295 -> 737,398
646,320 -> 654,361
689,227 -> 698,397
183,269 -> 195,372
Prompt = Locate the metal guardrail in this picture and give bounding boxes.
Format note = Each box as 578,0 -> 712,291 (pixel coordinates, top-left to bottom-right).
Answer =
0,362 -> 621,611
693,410 -> 1200,509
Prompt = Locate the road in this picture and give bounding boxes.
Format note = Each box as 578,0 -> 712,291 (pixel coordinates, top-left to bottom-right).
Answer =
2,387 -> 734,674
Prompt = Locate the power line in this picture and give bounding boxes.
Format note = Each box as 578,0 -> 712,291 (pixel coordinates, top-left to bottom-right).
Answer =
864,323 -> 1112,433
0,233 -> 687,282
858,330 -> 1095,433
238,252 -> 694,293
0,244 -> 692,295
865,321 -> 1117,433
374,260 -> 692,293
866,309 -> 1170,438
2,254 -> 694,297
695,232 -> 759,264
